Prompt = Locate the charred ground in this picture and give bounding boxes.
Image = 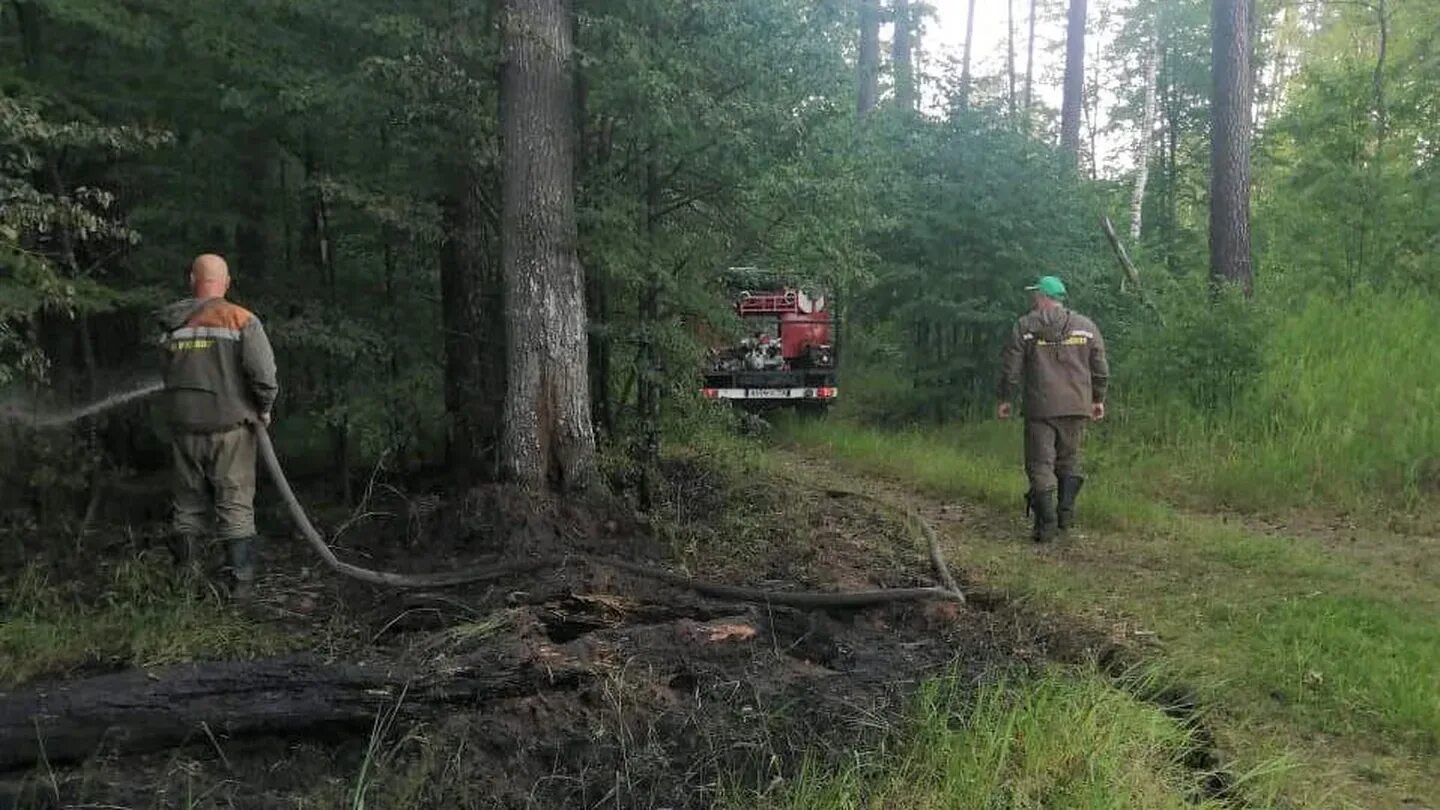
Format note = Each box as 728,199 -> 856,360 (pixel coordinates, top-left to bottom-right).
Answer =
1,447 -> 1153,809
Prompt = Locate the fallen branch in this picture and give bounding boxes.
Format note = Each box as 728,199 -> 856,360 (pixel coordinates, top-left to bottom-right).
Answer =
1100,215 -> 1166,327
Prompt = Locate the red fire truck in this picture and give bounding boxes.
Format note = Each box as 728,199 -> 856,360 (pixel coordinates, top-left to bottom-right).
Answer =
701,286 -> 838,409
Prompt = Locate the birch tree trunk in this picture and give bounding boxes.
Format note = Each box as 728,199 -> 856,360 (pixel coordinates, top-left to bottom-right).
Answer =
1130,37 -> 1159,242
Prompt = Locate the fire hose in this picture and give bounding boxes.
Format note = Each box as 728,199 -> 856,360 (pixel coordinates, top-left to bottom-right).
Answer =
258,426 -> 965,605
3,385 -> 965,606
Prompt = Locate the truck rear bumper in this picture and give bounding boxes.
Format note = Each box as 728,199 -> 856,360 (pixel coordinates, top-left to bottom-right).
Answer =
702,386 -> 837,400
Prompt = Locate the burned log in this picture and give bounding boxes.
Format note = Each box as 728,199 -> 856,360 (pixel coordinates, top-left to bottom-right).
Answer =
0,652 -> 584,773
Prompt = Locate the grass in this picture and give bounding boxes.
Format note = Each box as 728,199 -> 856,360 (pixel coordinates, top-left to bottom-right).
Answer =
782,417 -> 1440,807
732,666 -> 1243,810
0,551 -> 302,686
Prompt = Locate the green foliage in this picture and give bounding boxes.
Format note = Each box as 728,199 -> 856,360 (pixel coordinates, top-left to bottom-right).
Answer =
1121,284 -> 1266,415
0,92 -> 169,384
856,109 -> 1111,419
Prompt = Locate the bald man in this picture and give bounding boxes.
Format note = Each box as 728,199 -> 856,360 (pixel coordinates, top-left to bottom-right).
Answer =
157,254 -> 278,598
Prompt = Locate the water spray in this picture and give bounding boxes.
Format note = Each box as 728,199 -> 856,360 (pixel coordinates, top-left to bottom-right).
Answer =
0,378 -> 164,428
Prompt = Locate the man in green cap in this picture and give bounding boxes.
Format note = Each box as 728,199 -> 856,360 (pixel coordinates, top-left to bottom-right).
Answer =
997,275 -> 1109,542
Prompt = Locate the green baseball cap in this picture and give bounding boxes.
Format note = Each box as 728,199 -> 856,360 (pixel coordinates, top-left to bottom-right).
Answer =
1025,275 -> 1067,299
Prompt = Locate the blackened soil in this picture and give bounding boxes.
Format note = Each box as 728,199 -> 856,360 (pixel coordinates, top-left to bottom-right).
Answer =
0,461 -> 1095,809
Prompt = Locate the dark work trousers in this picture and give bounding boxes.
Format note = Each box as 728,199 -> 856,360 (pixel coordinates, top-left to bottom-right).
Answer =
1024,416 -> 1087,493
171,425 -> 257,540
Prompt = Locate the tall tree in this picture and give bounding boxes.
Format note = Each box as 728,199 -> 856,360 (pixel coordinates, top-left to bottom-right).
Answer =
960,0 -> 978,106
858,0 -> 880,115
441,165 -> 505,482
1209,0 -> 1255,293
1061,0 -> 1088,160
1025,0 -> 1038,114
1007,0 -> 1018,118
498,0 -> 596,491
1130,34 -> 1160,241
894,0 -> 915,112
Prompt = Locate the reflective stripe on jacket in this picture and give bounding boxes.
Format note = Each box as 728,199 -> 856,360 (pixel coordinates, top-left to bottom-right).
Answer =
998,306 -> 1108,420
158,297 -> 278,433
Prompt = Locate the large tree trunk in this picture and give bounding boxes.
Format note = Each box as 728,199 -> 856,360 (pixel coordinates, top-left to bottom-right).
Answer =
0,655 -> 584,772
1209,0 -> 1255,294
960,0 -> 977,106
498,0 -> 596,492
893,0 -> 915,113
1130,36 -> 1159,242
441,166 -> 505,482
1060,0 -> 1088,161
857,0 -> 880,116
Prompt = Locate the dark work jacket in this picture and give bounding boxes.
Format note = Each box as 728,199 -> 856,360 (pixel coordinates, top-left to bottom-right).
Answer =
998,306 -> 1109,420
157,297 -> 278,433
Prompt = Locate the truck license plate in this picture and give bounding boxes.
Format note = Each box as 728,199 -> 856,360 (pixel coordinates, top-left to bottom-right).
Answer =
749,388 -> 793,398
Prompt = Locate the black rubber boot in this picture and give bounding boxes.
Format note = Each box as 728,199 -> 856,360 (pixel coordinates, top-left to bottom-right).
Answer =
226,536 -> 258,600
1058,475 -> 1085,532
1029,489 -> 1058,543
166,533 -> 199,567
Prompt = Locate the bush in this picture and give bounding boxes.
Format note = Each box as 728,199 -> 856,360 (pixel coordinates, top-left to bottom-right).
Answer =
1119,284 -> 1268,417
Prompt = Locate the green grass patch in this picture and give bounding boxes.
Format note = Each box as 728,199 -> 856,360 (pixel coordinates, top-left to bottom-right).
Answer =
781,418 -> 1169,532
736,667 -> 1248,810
783,418 -> 1440,799
0,553 -> 301,686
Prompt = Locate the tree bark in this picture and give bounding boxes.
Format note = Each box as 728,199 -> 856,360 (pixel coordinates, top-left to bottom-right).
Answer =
0,655 -> 584,772
1209,0 -> 1255,294
638,146 -> 661,511
1060,0 -> 1088,161
857,0 -> 880,116
893,0 -> 915,113
1162,40 -> 1179,274
1130,36 -> 1159,242
235,129 -> 270,283
960,0 -> 977,106
1085,28 -> 1100,178
498,0 -> 597,492
441,166 -> 505,482
1024,0 -> 1038,115
1007,0 -> 1017,118
1371,0 -> 1388,149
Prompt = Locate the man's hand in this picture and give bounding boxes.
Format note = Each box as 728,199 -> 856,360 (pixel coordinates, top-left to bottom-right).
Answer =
1091,402 -> 1105,422
997,402 -> 1013,421
260,411 -> 272,427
